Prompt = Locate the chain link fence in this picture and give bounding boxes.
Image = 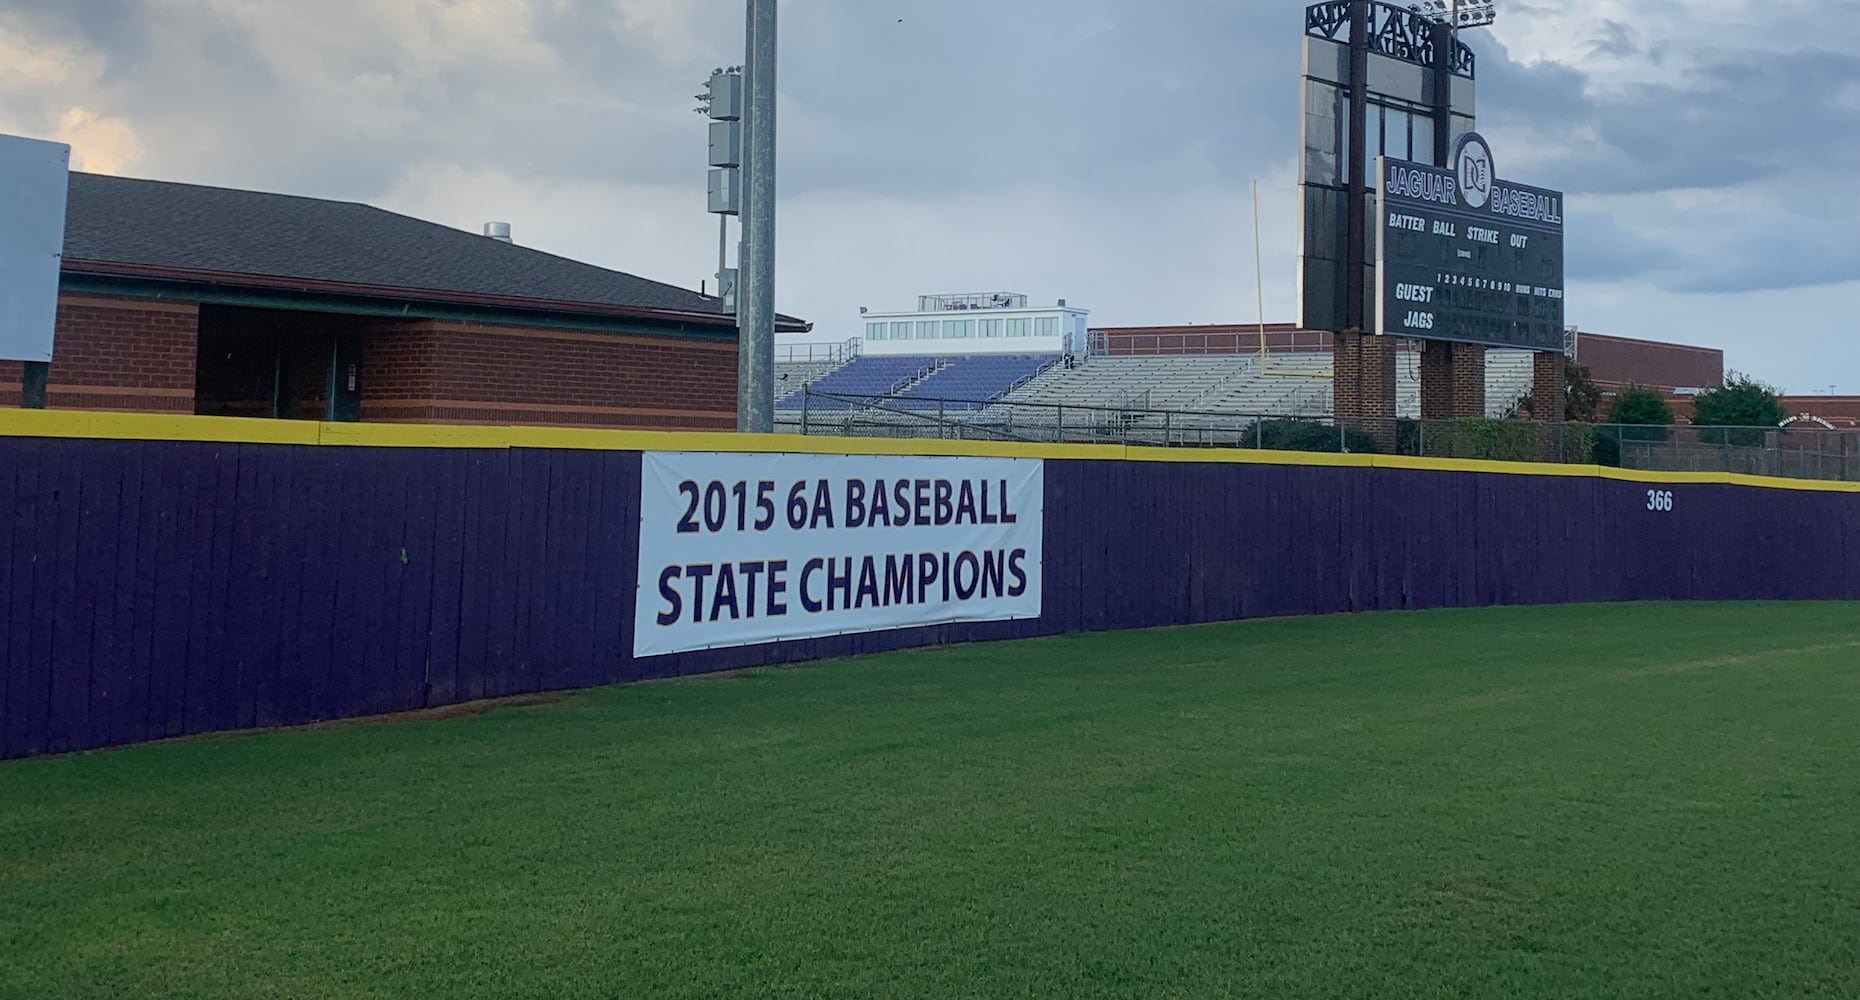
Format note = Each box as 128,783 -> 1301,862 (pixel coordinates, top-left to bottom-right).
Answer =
777,388 -> 1860,482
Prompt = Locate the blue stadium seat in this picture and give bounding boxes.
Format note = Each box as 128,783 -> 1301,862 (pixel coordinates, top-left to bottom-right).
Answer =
775,355 -> 942,410
891,355 -> 1060,410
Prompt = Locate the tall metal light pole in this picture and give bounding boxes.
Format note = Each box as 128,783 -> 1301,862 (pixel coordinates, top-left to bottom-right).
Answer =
737,0 -> 779,433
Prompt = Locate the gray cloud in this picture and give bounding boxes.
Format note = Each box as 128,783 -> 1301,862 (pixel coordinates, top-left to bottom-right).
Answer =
1563,212 -> 1662,284
1479,47 -> 1860,197
4,0 -> 1858,388
1586,20 -> 1639,60
771,0 -> 1292,199
1469,29 -> 1859,295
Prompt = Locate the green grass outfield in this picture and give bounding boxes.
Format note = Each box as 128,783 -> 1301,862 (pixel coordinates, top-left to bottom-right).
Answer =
4,602 -> 1859,999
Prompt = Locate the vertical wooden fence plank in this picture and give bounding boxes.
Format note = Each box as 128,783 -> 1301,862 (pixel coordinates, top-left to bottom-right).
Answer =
422,450 -> 470,709
11,439 -> 52,757
611,451 -> 645,685
455,449 -> 498,704
326,446 -> 368,719
84,440 -> 128,748
368,448 -> 423,717
42,438 -> 91,754
0,439 -> 34,758
216,444 -> 269,735
391,449 -> 444,711
127,440 -> 170,743
157,440 -> 211,745
556,451 -> 600,690
180,442 -> 237,740
501,448 -> 542,698
538,450 -> 578,692
249,445 -> 298,729
146,441 -> 202,738
300,447 -> 347,725
338,447 -> 399,720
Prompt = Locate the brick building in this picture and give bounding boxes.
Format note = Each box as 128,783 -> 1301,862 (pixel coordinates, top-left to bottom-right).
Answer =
1668,395 -> 1860,429
1094,323 -> 1339,356
1092,323 -> 1725,398
1568,331 -> 1722,394
1778,397 -> 1860,429
2,172 -> 806,428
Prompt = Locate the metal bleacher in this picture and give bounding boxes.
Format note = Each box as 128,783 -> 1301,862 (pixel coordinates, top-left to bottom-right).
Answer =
1003,355 -> 1258,412
1197,354 -> 1336,416
774,358 -> 849,400
893,355 -> 1059,410
1246,348 -> 1535,418
1123,348 -> 1537,420
777,344 -> 1550,435
776,355 -> 942,410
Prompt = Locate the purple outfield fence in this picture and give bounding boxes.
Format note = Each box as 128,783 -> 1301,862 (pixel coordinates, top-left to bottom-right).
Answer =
2,427 -> 1856,759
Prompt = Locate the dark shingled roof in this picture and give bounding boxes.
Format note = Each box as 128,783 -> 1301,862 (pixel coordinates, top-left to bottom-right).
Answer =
61,172 -> 796,328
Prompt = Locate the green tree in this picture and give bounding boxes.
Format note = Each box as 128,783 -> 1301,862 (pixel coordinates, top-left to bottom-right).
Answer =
1564,363 -> 1603,423
1596,385 -> 1673,467
1606,385 -> 1674,426
1690,371 -> 1787,434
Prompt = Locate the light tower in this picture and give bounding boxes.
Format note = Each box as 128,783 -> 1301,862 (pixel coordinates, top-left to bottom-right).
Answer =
1407,0 -> 1497,28
697,0 -> 779,434
1408,0 -> 1496,166
698,67 -> 743,311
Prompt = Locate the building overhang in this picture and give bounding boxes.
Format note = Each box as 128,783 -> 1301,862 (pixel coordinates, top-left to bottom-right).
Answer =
60,259 -> 813,339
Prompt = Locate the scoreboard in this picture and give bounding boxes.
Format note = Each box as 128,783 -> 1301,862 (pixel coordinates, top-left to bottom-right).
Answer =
1375,136 -> 1565,352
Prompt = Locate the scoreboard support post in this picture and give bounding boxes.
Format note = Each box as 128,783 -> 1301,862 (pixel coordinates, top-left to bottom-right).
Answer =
1532,351 -> 1569,453
1419,341 -> 1487,421
1420,15 -> 1476,421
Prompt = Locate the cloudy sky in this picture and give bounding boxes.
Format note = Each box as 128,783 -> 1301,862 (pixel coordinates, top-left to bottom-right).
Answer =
3,0 -> 1857,391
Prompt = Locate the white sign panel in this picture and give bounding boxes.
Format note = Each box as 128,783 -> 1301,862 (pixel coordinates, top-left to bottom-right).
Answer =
0,133 -> 71,363
635,451 -> 1044,657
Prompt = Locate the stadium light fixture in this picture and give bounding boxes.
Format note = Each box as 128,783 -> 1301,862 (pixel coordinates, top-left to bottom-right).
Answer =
1408,0 -> 1497,28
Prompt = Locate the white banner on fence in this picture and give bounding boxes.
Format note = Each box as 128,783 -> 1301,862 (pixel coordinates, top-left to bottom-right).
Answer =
634,451 -> 1044,657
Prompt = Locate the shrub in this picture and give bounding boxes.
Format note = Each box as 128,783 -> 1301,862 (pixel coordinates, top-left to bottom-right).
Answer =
1426,418 -> 1540,463
1248,419 -> 1380,455
1558,422 -> 1596,464
1606,385 -> 1674,427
